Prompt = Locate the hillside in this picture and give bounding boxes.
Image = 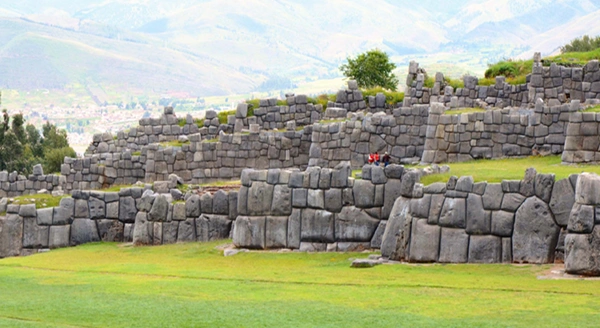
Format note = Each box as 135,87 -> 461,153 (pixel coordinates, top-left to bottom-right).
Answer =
0,0 -> 599,99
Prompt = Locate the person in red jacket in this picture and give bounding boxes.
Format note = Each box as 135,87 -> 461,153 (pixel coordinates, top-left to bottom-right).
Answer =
368,153 -> 375,164
374,152 -> 380,166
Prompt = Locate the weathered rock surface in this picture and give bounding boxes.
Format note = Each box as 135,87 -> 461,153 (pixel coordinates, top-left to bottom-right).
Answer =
513,197 -> 559,263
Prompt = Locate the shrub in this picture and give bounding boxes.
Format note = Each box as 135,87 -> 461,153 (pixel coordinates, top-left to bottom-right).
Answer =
561,35 -> 600,53
44,147 -> 76,174
362,87 -> 404,105
444,77 -> 464,89
217,110 -> 236,124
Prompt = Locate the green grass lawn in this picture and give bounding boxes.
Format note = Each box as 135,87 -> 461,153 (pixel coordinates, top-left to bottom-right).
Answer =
419,155 -> 600,185
0,241 -> 599,327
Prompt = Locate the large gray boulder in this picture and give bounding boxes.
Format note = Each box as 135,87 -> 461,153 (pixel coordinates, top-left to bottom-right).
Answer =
70,219 -> 100,246
408,218 -> 440,263
383,179 -> 403,219
185,195 -> 201,217
567,204 -> 595,233
370,220 -> 387,249
88,198 -> 106,220
148,195 -> 169,221
247,182 -> 274,215
287,209 -> 301,249
513,197 -> 560,263
468,235 -> 502,263
265,216 -> 288,248
565,225 -> 600,275
438,228 -> 469,263
491,211 -> 515,237
575,173 -> 600,205
439,197 -> 466,228
334,206 -> 380,242
466,194 -> 490,234
53,198 -> 74,225
233,216 -> 266,249
119,197 -> 138,223
300,209 -> 334,243
22,217 -> 49,249
177,218 -> 196,242
132,212 -> 153,246
0,214 -> 23,258
380,197 -> 412,261
49,225 -> 70,249
482,184 -> 503,210
97,220 -> 124,242
163,221 -> 179,244
549,178 -> 575,227
212,190 -> 229,215
196,214 -> 232,242
271,185 -> 292,215
353,180 -> 375,208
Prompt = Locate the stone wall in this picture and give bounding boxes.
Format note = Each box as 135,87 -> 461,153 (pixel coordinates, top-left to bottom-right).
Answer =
404,56 -> 600,109
381,168 -> 575,264
250,95 -> 323,130
0,184 -> 239,257
562,110 -> 600,163
0,165 -> 65,198
421,101 -> 579,164
309,106 -> 430,168
143,128 -> 312,183
232,163 -> 441,251
565,173 -> 600,275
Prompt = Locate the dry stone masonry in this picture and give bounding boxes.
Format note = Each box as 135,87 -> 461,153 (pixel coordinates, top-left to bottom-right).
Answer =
4,54 -> 600,275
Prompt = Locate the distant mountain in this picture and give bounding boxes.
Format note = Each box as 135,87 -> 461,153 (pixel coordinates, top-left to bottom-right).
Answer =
0,0 -> 598,97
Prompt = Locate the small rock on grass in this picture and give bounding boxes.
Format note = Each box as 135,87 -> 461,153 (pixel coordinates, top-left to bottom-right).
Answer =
351,259 -> 381,268
224,248 -> 249,257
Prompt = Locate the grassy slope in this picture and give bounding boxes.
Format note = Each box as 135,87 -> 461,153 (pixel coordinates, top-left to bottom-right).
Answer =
0,242 -> 599,327
419,155 -> 600,185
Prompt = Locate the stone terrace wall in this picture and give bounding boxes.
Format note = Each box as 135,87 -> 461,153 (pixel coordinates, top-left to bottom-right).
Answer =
250,95 -> 323,130
0,185 -> 239,257
309,106 -> 430,169
562,111 -> 600,163
421,101 -> 579,164
565,173 -> 600,275
233,163 -> 440,251
381,168 -> 576,264
404,62 -> 529,109
404,57 -> 600,109
0,166 -> 65,198
87,107 -> 199,154
143,129 -> 312,183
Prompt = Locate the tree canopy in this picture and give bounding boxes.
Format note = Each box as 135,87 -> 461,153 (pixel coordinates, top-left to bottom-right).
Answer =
0,107 -> 75,175
339,49 -> 399,91
561,35 -> 600,53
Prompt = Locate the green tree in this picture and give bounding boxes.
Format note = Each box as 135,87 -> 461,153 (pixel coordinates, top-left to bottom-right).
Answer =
11,113 -> 26,144
561,35 -> 600,53
0,130 -> 24,172
339,49 -> 399,91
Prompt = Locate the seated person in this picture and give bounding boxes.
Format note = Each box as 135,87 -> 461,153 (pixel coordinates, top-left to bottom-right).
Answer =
382,152 -> 390,167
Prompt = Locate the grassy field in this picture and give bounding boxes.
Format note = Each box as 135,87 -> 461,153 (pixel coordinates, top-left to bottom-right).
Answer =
0,241 -> 599,327
419,155 -> 600,185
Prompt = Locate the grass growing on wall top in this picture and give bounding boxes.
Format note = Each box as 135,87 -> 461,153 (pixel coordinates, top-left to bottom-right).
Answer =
418,155 -> 600,185
442,108 -> 487,115
361,87 -> 404,105
217,110 -> 236,124
582,105 -> 600,113
0,241 -> 599,327
8,194 -> 69,209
